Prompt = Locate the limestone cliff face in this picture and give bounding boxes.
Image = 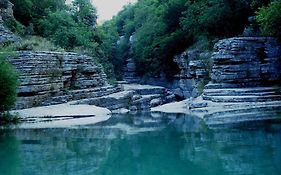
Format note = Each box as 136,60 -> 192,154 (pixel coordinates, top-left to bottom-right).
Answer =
0,0 -> 14,20
190,37 -> 281,126
123,58 -> 141,83
174,37 -> 281,100
0,0 -> 21,44
173,50 -> 211,98
9,51 -> 108,109
211,37 -> 281,87
0,21 -> 20,44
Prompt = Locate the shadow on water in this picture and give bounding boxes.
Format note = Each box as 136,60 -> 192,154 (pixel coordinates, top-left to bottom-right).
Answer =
0,112 -> 281,175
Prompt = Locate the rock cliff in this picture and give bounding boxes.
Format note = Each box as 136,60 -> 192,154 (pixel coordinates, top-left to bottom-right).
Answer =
190,37 -> 281,127
123,58 -> 140,83
0,0 -> 14,20
173,50 -> 211,98
9,51 -> 109,109
211,37 -> 281,87
0,0 -> 20,44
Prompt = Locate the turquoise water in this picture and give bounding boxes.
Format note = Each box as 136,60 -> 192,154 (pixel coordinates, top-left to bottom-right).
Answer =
0,113 -> 281,175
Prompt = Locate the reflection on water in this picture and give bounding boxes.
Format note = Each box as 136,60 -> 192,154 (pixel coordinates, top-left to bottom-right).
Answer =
0,113 -> 281,175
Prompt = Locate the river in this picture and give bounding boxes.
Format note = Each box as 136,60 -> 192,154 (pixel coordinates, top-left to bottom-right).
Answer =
0,112 -> 281,175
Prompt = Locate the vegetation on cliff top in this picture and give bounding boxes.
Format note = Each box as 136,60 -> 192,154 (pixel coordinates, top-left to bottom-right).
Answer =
7,0 -> 116,78
100,0 -> 276,79
2,0 -> 280,81
256,0 -> 281,41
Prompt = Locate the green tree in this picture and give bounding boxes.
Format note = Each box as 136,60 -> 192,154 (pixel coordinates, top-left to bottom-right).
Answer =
0,52 -> 18,113
256,0 -> 281,40
10,0 -> 66,26
38,10 -> 94,49
72,0 -> 97,27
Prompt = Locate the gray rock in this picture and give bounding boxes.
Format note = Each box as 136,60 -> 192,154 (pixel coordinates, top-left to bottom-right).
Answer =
8,51 -> 109,109
0,0 -> 21,44
211,37 -> 281,85
132,94 -> 142,101
150,98 -> 162,107
189,102 -> 208,109
173,49 -> 211,99
129,106 -> 138,111
188,37 -> 281,127
174,88 -> 184,99
123,59 -> 141,83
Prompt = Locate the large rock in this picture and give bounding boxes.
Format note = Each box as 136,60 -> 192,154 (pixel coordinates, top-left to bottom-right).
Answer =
0,0 -> 14,20
211,37 -> 281,86
189,37 -> 281,127
0,24 -> 21,44
123,58 -> 141,83
0,0 -> 21,44
173,49 -> 211,98
8,51 -> 108,109
74,84 -> 176,111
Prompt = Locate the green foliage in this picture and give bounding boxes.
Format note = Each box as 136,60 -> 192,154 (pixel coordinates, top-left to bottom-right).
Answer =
8,0 -> 279,82
100,0 -> 274,80
0,47 -> 18,113
180,0 -> 252,39
38,10 -> 94,49
17,36 -> 64,51
256,0 -> 281,40
197,79 -> 209,95
97,21 -> 120,79
10,0 -> 66,25
72,0 -> 97,27
10,0 -> 98,50
3,18 -> 25,35
0,112 -> 20,125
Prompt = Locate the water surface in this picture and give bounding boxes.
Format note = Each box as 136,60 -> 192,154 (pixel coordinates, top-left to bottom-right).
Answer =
0,113 -> 281,175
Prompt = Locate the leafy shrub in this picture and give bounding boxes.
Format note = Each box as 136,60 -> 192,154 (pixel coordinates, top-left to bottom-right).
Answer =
256,0 -> 281,40
0,52 -> 18,113
3,18 -> 25,35
16,36 -> 64,51
103,0 -> 258,79
0,112 -> 20,125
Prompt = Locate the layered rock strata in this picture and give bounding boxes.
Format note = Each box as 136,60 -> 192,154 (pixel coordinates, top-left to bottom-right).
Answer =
0,22 -> 20,44
211,37 -> 281,86
9,51 -> 110,109
0,1 -> 20,44
0,0 -> 14,20
123,58 -> 141,83
190,37 -> 281,128
75,84 -> 175,111
173,50 -> 211,98
8,51 -> 175,112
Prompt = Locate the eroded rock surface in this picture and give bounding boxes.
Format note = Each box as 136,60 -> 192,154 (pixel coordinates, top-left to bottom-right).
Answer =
123,58 -> 141,83
211,37 -> 281,86
190,37 -> 281,128
9,51 -> 109,109
0,1 -> 21,44
173,49 -> 211,98
75,84 -> 175,111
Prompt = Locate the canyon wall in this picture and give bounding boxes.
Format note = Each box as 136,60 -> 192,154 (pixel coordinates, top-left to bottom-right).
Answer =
173,50 -> 211,99
0,0 -> 20,44
9,51 -> 109,109
211,37 -> 281,87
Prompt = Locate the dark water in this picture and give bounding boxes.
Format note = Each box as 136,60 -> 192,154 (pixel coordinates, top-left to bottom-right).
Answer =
0,113 -> 281,175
